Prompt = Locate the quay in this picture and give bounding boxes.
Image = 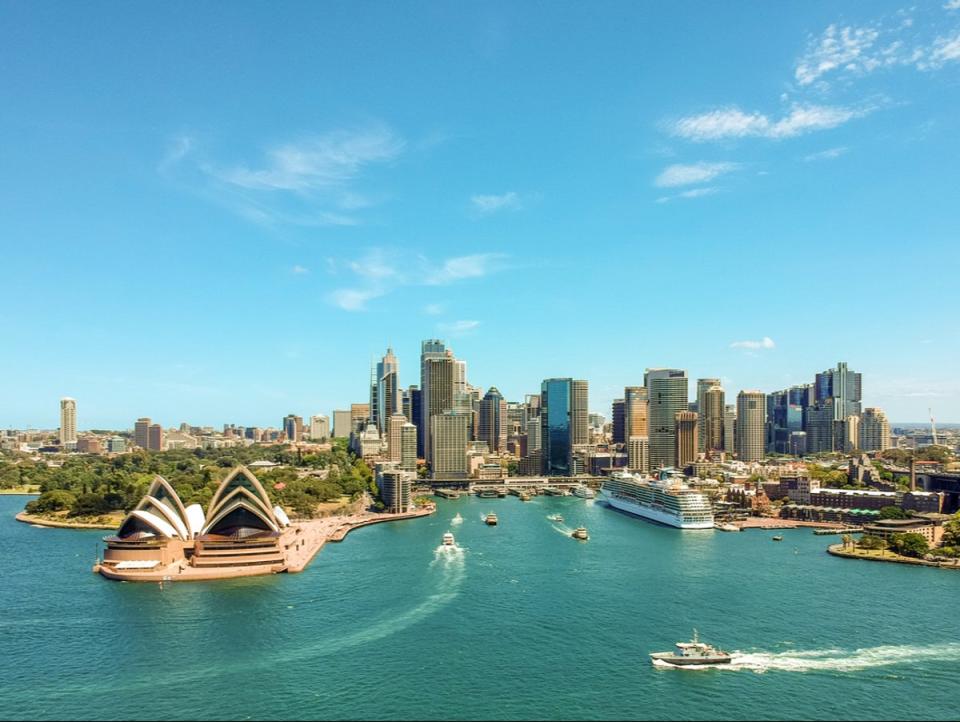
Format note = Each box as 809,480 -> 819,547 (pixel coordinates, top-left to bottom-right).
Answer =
732,517 -> 850,531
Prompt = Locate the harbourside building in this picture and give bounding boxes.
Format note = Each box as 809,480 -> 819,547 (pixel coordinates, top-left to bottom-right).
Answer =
59,397 -> 77,447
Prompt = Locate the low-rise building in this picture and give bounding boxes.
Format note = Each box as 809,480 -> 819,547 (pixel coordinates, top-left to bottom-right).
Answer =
862,518 -> 943,546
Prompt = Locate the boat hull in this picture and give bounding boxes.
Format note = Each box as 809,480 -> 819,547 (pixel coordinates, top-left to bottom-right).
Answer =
601,492 -> 714,529
650,653 -> 732,666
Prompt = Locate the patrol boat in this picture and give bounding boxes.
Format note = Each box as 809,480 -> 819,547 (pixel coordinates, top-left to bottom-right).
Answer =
650,630 -> 732,667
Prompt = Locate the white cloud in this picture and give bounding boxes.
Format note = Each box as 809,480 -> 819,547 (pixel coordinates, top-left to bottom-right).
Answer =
656,186 -> 719,203
214,126 -> 404,191
926,33 -> 960,68
423,253 -> 508,285
438,320 -> 481,336
654,162 -> 739,187
730,337 -> 776,350
795,24 -> 882,86
946,1 -> 960,10
670,104 -> 869,142
291,265 -> 310,275
471,192 -> 522,215
328,288 -> 384,311
423,303 -> 444,316
803,146 -> 848,162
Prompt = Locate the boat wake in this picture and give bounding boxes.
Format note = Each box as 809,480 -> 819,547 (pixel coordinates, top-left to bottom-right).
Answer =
551,524 -> 574,537
654,642 -> 960,673
450,514 -> 463,525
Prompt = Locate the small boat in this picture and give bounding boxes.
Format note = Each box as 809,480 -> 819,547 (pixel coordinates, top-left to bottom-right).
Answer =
519,492 -> 531,502
451,513 -> 463,525
650,630 -> 732,667
442,532 -> 456,546
485,513 -> 498,526
572,484 -> 596,499
572,526 -> 589,541
548,514 -> 564,523
476,490 -> 498,499
772,535 -> 783,542
716,523 -> 741,532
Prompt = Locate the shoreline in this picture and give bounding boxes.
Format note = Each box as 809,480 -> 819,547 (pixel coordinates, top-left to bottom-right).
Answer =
827,543 -> 960,570
15,511 -> 117,530
734,517 -> 850,530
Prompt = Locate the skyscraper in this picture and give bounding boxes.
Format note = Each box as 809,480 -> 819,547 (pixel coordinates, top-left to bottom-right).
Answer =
419,339 -> 448,462
736,390 -> 766,462
624,386 -> 648,442
644,369 -> 688,469
376,347 -> 401,434
541,378 -> 573,476
627,435 -> 649,473
400,422 -> 418,471
283,414 -> 303,442
724,405 -> 736,454
611,399 -> 625,444
59,397 -> 77,447
702,385 -> 725,453
479,387 -> 508,453
134,417 -> 151,449
308,415 -> 330,440
430,412 -> 469,477
696,378 -> 720,451
675,411 -> 698,468
859,408 -> 890,452
422,352 -> 455,464
571,380 -> 589,446
350,403 -> 370,433
332,410 -> 352,438
387,413 -> 407,463
815,362 -> 862,420
148,423 -> 165,451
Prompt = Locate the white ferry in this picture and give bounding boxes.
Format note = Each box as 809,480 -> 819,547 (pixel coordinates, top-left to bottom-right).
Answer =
572,484 -> 596,499
442,532 -> 456,546
599,470 -> 714,529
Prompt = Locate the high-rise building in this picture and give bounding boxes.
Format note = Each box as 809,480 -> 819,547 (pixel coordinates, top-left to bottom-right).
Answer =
350,404 -> 370,434
134,417 -> 151,449
859,407 -> 890,452
844,415 -> 860,452
400,422 -> 418,471
736,390 -> 766,462
283,414 -> 303,442
332,410 -> 352,438
724,405 -> 736,454
570,380 -> 589,446
387,413 -> 407,462
541,378 -> 573,476
624,386 -> 648,442
430,412 -> 469,477
675,411 -> 698,468
644,369 -> 688,469
59,397 -> 77,447
526,417 -> 541,452
419,340 -> 449,463
423,353 -> 455,464
479,387 -> 508,453
376,347 -> 401,434
148,423 -> 165,452
611,399 -> 625,444
308,415 -> 330,441
805,401 -> 836,453
696,379 -> 720,451
627,436 -> 649,473
702,385 -> 725,453
815,362 -> 862,420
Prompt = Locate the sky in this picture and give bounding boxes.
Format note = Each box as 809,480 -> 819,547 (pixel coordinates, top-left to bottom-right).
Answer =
2,0 -> 959,430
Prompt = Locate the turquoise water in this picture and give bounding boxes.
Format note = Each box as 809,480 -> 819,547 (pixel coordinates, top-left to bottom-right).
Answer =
1,493 -> 958,720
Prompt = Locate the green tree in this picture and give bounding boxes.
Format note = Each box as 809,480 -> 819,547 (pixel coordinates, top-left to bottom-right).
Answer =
879,506 -> 908,520
25,489 -> 77,513
889,532 -> 929,558
857,534 -> 887,550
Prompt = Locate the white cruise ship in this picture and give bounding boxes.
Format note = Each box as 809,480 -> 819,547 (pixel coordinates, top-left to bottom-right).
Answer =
599,470 -> 714,529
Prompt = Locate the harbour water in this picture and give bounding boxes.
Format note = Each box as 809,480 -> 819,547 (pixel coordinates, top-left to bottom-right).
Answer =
1,494 -> 958,720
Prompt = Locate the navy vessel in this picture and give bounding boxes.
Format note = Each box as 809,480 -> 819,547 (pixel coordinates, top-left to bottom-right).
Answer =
650,630 -> 732,667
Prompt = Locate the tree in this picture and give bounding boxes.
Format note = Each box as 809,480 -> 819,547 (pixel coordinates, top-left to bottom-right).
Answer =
879,506 -> 908,520
857,534 -> 887,550
25,489 -> 77,513
889,532 -> 929,559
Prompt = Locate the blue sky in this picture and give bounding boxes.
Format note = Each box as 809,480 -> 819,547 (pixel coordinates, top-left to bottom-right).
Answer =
2,1 -> 959,429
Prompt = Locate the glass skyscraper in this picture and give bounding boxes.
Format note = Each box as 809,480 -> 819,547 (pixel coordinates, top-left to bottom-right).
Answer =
541,378 -> 572,476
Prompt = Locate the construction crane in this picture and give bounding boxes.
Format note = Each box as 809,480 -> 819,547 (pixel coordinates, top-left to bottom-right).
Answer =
929,407 -> 939,446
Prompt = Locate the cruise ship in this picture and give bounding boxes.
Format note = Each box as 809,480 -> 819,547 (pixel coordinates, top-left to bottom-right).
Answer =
599,470 -> 714,529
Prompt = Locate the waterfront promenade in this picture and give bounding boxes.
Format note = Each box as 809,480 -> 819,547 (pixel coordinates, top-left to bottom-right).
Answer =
733,517 -> 849,530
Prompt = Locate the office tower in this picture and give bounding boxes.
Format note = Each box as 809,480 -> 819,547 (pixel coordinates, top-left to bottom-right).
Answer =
350,403 -> 370,433
376,347 -> 401,434
611,399 -> 625,444
724,405 -> 736,453
644,369 -> 688,469
506,402 -> 526,436
736,390 -> 766,462
844,415 -> 860,452
332,410 -> 352,438
627,436 -> 649,473
675,411 -> 698,468
419,339 -> 449,462
702,385 -> 725,453
805,401 -> 836,453
479,387 -> 508,453
696,379 -> 720,451
789,431 -> 808,456
59,397 -> 77,446
422,353 -> 455,463
815,361 -> 863,420
134,417 -> 151,449
400,422 -> 418,471
859,408 -> 890,452
624,386 -> 648,441
430,412 -> 469,477
283,414 -> 303,442
308,415 -> 330,441
570,380 -> 589,446
541,378 -> 573,476
526,417 -> 541,452
387,413 -> 407,462
148,423 -> 164,451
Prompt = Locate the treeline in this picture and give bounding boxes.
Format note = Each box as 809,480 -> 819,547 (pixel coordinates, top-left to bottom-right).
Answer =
2,440 -> 374,520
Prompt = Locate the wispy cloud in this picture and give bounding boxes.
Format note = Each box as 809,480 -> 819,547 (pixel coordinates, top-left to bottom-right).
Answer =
328,250 -> 510,312
730,337 -> 776,350
803,146 -> 848,162
656,187 -> 719,204
291,265 -> 310,275
654,162 -> 739,187
423,303 -> 444,316
670,104 -> 871,142
438,320 -> 481,336
946,1 -> 960,10
470,192 -> 522,215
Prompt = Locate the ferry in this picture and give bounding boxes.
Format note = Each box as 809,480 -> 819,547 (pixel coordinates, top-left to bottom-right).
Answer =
485,513 -> 498,526
599,470 -> 714,529
572,484 -> 596,499
442,532 -> 456,546
571,526 -> 589,541
650,630 -> 732,667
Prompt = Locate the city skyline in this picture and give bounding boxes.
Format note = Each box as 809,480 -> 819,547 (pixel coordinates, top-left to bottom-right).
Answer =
3,2 -> 959,428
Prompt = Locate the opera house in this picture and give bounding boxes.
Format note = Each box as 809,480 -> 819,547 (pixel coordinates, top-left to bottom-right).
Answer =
97,465 -> 296,581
